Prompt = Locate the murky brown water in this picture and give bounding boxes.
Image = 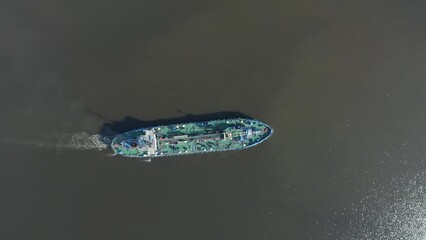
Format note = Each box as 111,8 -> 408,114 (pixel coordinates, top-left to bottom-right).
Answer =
1,0 -> 426,239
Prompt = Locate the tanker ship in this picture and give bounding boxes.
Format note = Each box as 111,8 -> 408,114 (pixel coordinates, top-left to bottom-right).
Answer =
111,118 -> 273,160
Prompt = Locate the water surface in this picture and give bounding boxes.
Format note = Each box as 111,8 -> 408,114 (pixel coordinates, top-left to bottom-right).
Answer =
1,0 -> 426,239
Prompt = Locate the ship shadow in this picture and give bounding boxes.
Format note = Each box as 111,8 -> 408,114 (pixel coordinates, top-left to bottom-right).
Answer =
92,110 -> 253,147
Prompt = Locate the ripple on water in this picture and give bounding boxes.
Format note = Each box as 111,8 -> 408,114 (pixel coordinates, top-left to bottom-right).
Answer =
348,171 -> 426,240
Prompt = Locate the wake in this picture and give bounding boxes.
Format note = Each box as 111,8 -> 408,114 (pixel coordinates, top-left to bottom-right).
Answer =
3,132 -> 110,151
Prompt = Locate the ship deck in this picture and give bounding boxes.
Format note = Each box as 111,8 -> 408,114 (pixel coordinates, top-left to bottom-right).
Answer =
112,118 -> 272,158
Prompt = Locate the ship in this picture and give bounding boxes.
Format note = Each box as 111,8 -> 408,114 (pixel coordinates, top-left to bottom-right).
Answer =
111,118 -> 273,160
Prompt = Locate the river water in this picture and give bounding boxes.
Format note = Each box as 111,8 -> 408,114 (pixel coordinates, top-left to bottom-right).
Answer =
1,0 -> 426,239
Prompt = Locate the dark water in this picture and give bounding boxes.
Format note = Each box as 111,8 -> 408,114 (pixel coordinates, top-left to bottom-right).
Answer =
1,0 -> 426,239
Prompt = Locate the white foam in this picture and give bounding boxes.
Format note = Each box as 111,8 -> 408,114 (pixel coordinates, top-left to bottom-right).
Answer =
1,132 -> 109,151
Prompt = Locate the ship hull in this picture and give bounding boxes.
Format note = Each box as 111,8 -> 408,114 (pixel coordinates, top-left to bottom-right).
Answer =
111,118 -> 273,158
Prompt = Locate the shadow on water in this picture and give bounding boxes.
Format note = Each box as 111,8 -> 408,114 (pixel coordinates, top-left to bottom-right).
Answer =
89,110 -> 253,147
